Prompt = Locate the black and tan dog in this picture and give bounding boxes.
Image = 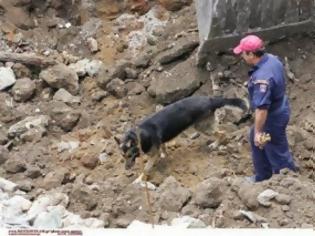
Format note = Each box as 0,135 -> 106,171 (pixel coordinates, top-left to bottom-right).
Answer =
115,96 -> 247,180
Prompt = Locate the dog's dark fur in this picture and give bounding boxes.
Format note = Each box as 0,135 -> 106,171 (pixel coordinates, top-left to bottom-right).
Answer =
116,96 -> 247,173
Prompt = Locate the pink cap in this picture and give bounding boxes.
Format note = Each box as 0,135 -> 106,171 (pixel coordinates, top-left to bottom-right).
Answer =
233,35 -> 264,55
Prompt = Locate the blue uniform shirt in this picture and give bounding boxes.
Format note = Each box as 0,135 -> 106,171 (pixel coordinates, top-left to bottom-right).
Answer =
248,53 -> 288,113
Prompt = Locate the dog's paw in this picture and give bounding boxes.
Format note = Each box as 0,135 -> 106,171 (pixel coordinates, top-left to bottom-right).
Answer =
132,173 -> 156,190
160,152 -> 166,159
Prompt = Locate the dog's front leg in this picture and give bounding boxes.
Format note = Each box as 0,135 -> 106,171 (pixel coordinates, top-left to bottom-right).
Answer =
132,151 -> 158,189
160,144 -> 168,159
144,152 -> 158,179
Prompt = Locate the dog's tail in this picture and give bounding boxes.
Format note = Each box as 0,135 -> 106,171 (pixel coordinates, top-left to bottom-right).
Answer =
211,97 -> 248,111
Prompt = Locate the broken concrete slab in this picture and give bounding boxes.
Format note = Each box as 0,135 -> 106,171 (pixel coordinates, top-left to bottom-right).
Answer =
148,57 -> 202,104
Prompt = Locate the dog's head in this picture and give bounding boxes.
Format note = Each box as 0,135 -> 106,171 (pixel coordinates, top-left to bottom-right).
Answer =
115,129 -> 140,170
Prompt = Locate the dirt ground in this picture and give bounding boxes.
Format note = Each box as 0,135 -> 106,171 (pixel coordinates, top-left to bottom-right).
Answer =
0,0 -> 314,229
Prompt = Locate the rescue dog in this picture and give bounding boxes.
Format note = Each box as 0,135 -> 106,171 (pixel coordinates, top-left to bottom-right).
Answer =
115,96 -> 247,179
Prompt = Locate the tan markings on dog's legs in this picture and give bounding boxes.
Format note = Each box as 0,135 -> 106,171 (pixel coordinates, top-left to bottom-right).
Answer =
143,147 -> 159,180
160,143 -> 168,159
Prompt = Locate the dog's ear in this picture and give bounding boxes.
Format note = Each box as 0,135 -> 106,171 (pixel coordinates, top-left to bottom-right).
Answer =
114,136 -> 121,145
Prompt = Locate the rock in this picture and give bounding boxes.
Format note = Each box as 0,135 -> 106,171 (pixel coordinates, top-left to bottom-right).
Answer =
21,125 -> 47,143
190,132 -> 200,139
27,193 -> 68,221
127,0 -> 150,14
25,166 -> 42,179
239,210 -> 267,224
78,17 -> 102,40
5,4 -> 35,30
12,63 -> 32,78
91,90 -> 108,102
4,157 -> 27,173
1,195 -> 32,226
281,205 -> 290,212
33,210 -> 63,229
81,155 -> 99,169
82,217 -> 105,228
147,35 -> 157,45
158,0 -> 192,11
41,170 -> 67,190
0,146 -> 9,164
96,68 -> 112,89
0,67 -> 16,90
237,181 -> 264,210
157,41 -> 199,64
275,194 -> 292,205
0,177 -> 18,192
85,60 -> 104,77
53,88 -> 81,105
62,213 -> 83,228
11,77 -> 36,102
87,37 -> 98,53
0,93 -> 19,123
301,223 -> 313,228
18,180 -> 33,192
5,195 -> 32,212
126,82 -> 145,95
194,177 -> 224,208
71,184 -> 98,211
257,189 -> 279,207
148,58 -> 201,104
8,115 -> 50,138
98,153 -> 109,164
57,140 -> 80,153
134,54 -> 152,68
39,64 -> 79,95
181,204 -> 200,218
0,128 -> 8,145
280,177 -> 301,188
214,105 -> 244,125
116,40 -> 128,53
158,176 -> 191,212
125,68 -> 138,80
27,196 -> 51,220
68,59 -> 90,77
278,218 -> 290,226
304,139 -> 315,151
49,101 -> 81,131
287,126 -> 307,147
40,87 -> 54,101
69,59 -> 105,78
116,217 -> 133,228
110,61 -> 133,80
106,78 -> 128,99
171,216 -> 207,228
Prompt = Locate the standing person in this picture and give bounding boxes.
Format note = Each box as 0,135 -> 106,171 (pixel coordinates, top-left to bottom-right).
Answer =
233,35 -> 297,182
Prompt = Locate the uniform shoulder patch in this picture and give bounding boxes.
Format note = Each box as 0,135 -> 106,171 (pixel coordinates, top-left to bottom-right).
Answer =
253,79 -> 269,85
253,79 -> 269,93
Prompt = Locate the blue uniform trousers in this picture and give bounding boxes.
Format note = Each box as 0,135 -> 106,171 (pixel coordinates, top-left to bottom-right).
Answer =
249,106 -> 296,182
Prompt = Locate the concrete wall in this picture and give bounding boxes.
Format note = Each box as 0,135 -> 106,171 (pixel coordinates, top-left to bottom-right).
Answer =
196,0 -> 315,66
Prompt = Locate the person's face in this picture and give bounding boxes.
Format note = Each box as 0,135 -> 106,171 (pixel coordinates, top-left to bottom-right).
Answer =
241,51 -> 255,65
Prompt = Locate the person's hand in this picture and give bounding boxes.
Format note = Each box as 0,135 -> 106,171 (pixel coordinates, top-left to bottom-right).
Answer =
254,132 -> 263,149
255,132 -> 271,149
